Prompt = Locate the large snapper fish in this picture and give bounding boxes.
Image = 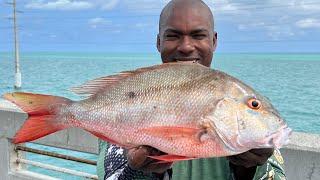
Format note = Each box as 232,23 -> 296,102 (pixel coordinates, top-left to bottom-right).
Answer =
4,62 -> 291,161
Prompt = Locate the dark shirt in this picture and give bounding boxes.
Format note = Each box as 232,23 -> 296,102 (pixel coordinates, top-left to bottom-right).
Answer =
97,142 -> 286,180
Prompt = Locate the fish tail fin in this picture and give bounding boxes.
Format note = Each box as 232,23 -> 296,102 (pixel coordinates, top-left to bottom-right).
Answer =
12,115 -> 66,144
3,92 -> 73,144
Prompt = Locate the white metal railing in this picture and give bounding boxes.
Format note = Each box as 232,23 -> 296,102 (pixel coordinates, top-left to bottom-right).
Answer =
16,159 -> 97,179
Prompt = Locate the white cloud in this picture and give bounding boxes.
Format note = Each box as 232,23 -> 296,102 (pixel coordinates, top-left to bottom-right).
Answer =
238,22 -> 266,31
201,0 -> 320,40
134,22 -> 156,32
266,26 -> 295,40
24,0 -> 320,37
296,18 -> 320,28
25,0 -> 120,11
25,0 -> 94,10
123,0 -> 169,13
112,30 -> 121,33
100,0 -> 119,10
49,34 -> 57,38
299,1 -> 320,11
88,17 -> 112,29
21,32 -> 33,37
135,23 -> 153,28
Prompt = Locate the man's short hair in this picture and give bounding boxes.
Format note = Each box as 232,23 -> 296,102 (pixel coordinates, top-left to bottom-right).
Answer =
159,0 -> 214,32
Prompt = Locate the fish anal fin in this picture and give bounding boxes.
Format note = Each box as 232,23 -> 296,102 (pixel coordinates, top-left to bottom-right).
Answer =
148,154 -> 196,162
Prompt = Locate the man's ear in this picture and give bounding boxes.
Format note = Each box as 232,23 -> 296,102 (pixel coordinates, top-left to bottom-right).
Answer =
157,34 -> 161,52
213,31 -> 218,51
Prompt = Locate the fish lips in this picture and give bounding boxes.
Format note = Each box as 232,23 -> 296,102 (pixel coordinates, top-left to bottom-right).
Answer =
222,118 -> 292,151
262,125 -> 292,148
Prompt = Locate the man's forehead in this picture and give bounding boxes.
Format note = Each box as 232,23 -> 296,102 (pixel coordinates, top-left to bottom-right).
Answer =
163,27 -> 210,34
159,0 -> 213,32
161,12 -> 212,33
166,4 -> 210,20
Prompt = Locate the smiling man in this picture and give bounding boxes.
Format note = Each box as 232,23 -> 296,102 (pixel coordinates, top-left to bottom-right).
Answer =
97,0 -> 286,179
157,0 -> 216,67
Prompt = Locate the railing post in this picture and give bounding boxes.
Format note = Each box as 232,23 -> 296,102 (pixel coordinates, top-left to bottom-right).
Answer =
0,106 -> 26,179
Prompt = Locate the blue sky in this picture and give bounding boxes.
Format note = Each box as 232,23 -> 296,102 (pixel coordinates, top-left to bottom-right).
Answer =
0,0 -> 320,53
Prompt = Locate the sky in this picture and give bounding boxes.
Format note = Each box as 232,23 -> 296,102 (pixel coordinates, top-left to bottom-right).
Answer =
0,0 -> 320,53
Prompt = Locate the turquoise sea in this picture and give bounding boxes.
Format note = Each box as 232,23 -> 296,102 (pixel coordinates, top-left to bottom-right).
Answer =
1,52 -> 320,178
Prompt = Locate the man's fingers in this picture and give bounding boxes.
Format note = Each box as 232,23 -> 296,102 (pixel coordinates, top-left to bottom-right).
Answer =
127,146 -> 151,169
227,155 -> 255,168
227,150 -> 270,168
250,148 -> 274,157
126,145 -> 170,172
240,151 -> 268,166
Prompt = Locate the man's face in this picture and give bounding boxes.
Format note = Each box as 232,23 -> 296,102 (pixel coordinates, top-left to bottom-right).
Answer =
157,6 -> 217,68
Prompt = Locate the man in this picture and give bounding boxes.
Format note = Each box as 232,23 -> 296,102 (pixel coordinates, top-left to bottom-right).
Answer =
97,0 -> 286,179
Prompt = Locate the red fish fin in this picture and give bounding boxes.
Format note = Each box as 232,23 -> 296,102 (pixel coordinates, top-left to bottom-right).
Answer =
88,131 -> 119,145
88,130 -> 129,148
3,92 -> 72,144
70,63 -> 195,96
140,126 -> 200,139
13,115 -> 67,144
148,155 -> 196,162
70,66 -> 163,96
3,92 -> 72,115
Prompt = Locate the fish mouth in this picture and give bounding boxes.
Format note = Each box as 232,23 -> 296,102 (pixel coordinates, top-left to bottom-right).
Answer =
260,124 -> 292,149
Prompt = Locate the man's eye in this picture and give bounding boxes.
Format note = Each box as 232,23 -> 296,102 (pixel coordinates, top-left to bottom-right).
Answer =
165,34 -> 179,39
193,34 -> 206,40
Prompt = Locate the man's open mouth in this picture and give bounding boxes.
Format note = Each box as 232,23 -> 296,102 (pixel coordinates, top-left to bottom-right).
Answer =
174,58 -> 200,62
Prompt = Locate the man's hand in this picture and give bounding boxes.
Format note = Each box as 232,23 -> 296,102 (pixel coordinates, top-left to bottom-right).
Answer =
126,146 -> 173,175
227,148 -> 274,179
227,148 -> 274,168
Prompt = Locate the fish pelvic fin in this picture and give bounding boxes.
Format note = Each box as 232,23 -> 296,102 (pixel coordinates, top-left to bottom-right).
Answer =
3,92 -> 72,144
148,155 -> 196,162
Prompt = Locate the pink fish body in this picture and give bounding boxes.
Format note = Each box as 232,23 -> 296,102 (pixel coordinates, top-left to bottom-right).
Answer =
4,62 -> 291,161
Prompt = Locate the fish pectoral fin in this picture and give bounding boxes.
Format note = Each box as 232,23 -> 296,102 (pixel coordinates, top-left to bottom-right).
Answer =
148,154 -> 196,162
140,126 -> 201,139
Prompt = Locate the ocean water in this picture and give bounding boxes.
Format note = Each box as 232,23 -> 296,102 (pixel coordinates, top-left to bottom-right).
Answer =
1,52 -> 320,178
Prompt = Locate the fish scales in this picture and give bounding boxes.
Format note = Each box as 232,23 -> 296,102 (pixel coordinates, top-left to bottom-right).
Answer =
69,65 -> 233,156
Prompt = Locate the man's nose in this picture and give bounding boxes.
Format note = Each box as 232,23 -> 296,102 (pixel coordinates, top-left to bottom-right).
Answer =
177,36 -> 195,54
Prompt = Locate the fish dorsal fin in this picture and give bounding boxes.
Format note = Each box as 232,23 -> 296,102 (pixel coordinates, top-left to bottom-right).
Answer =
70,73 -> 132,96
70,62 -> 201,96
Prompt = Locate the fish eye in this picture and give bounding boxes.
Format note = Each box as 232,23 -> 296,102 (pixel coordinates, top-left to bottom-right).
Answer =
247,98 -> 261,110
